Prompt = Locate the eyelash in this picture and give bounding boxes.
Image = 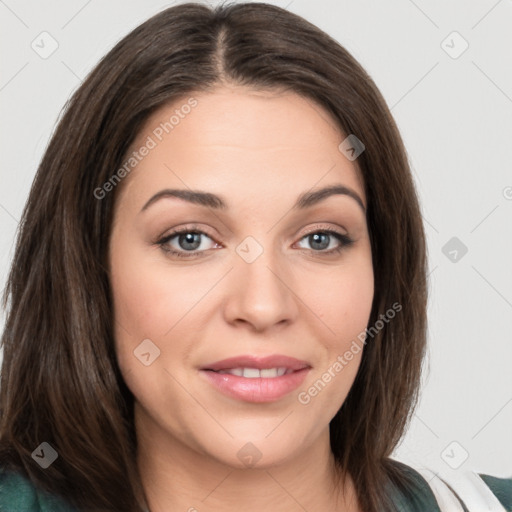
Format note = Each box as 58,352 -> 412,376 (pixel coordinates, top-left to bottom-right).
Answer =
156,225 -> 354,259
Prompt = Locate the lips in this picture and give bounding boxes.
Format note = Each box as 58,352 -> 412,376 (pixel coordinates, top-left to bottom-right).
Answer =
200,355 -> 311,403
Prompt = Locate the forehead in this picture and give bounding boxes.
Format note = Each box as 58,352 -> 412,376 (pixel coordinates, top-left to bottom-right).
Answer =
167,86 -> 339,147
119,85 -> 365,208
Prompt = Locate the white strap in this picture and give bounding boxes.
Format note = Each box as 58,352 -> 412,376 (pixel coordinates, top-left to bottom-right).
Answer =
439,470 -> 507,512
417,468 -> 465,512
417,467 -> 507,512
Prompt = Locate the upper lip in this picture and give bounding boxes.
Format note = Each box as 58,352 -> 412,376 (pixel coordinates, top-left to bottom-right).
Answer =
201,355 -> 311,372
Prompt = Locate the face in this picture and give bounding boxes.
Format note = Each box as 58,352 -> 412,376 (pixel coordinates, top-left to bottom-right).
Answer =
109,85 -> 374,469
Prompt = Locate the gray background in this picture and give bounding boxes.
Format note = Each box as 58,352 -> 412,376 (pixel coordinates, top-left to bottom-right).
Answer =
1,0 -> 511,480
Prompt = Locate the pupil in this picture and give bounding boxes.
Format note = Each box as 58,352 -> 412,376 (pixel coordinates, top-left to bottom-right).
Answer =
310,233 -> 329,250
179,232 -> 201,250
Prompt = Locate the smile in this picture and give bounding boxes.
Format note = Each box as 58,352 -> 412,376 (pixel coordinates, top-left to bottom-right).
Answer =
200,355 -> 311,403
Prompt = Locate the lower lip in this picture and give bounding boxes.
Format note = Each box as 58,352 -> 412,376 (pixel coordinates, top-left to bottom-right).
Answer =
200,368 -> 310,403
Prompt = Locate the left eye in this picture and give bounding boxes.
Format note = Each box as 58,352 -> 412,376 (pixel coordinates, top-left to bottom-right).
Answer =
296,231 -> 348,252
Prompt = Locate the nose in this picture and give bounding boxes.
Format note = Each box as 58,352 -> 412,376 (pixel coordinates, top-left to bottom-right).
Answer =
222,244 -> 299,333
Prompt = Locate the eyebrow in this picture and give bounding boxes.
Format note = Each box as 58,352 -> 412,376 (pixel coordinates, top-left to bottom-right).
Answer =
140,184 -> 366,213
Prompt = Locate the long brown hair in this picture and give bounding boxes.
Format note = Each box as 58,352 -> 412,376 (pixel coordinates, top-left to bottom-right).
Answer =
0,2 -> 427,511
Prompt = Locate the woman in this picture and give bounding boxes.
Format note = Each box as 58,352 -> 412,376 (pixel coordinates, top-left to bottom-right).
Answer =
0,2 -> 510,511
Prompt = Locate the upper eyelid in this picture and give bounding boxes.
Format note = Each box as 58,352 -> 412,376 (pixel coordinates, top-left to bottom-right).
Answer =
159,226 -> 218,243
160,223 -> 348,239
300,223 -> 348,237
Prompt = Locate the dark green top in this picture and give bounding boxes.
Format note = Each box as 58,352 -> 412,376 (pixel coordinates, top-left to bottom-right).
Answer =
0,463 -> 511,511
0,467 -> 74,511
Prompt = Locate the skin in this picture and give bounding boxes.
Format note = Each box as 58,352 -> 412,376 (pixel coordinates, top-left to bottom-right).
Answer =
109,85 -> 374,512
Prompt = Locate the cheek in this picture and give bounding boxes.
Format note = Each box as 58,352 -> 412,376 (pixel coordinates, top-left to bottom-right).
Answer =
109,241 -> 227,393
295,251 -> 373,414
110,244 -> 215,339
307,252 -> 374,343
109,240 -> 178,375
109,249 -> 193,421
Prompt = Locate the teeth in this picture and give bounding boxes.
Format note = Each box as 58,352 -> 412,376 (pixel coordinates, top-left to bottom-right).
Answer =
243,368 -> 261,378
217,367 -> 290,378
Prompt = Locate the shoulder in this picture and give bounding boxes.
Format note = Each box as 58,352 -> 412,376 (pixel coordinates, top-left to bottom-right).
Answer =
0,466 -> 78,512
390,460 -> 512,512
